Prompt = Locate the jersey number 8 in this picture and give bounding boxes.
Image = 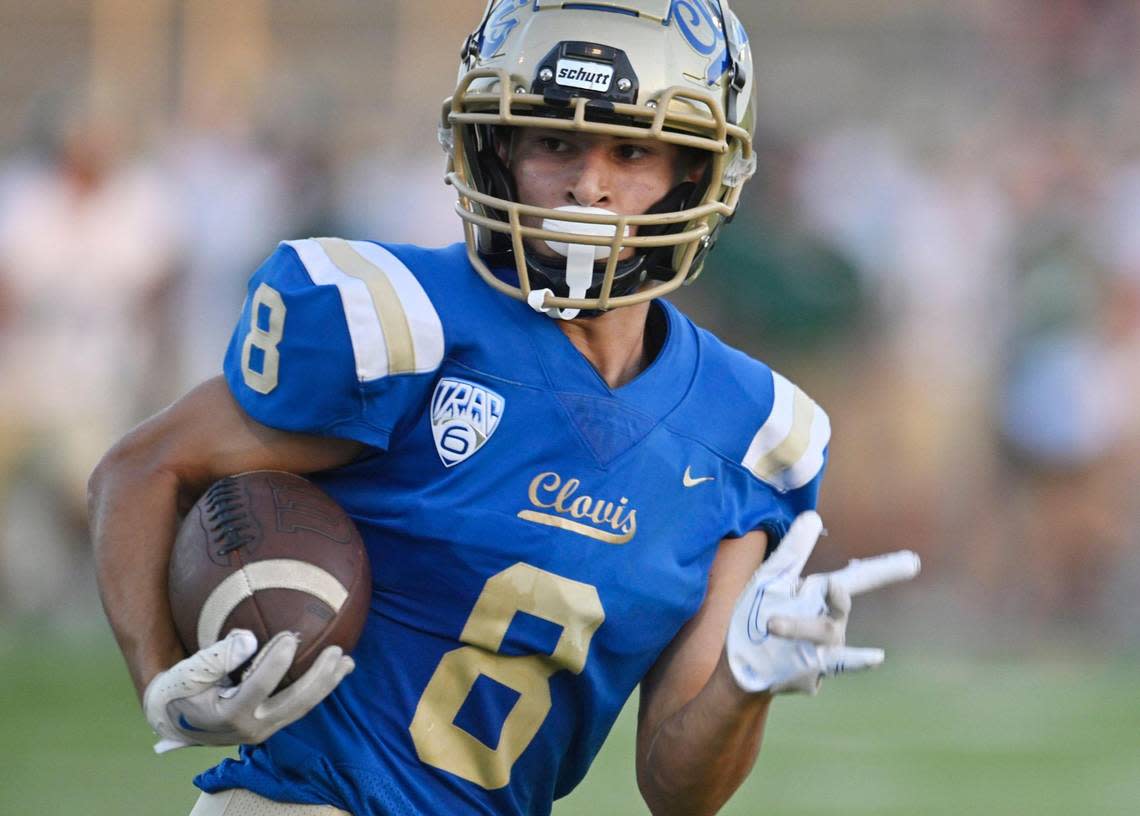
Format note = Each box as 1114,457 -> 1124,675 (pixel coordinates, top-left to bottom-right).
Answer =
241,283 -> 287,395
410,563 -> 605,789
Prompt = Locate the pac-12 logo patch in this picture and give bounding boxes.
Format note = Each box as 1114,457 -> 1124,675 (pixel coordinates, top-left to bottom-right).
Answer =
430,378 -> 505,467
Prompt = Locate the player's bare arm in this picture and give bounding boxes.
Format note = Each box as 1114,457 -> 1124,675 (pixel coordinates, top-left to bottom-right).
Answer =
88,376 -> 362,699
636,529 -> 772,816
637,516 -> 921,816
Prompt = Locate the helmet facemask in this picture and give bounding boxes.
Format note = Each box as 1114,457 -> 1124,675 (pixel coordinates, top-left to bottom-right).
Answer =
441,1 -> 756,317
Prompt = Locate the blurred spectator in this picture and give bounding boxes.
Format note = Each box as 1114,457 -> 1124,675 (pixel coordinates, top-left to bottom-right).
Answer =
335,149 -> 461,247
992,126 -> 1139,625
0,107 -> 181,618
162,100 -> 294,391
702,133 -> 868,358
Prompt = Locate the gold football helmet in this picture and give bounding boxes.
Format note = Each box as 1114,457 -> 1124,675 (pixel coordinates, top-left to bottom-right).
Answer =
441,0 -> 756,318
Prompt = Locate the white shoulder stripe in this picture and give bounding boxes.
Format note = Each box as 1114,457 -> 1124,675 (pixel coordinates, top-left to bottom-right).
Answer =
349,240 -> 445,376
742,372 -> 830,492
285,238 -> 389,380
283,238 -> 443,382
783,406 -> 831,491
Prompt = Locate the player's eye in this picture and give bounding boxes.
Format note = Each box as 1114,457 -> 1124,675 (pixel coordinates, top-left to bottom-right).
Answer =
615,143 -> 651,161
537,136 -> 570,153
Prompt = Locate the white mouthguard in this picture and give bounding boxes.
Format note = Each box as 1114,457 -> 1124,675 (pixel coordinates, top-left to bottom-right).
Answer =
528,206 -> 628,320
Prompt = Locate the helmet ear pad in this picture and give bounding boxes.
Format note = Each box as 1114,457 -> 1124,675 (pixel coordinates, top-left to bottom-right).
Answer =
467,125 -> 518,263
636,159 -> 712,283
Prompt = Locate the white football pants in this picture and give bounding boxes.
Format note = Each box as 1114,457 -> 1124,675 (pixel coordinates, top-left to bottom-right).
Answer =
189,789 -> 352,815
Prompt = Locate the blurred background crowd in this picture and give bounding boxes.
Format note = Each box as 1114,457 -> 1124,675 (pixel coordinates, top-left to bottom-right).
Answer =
0,0 -> 1137,653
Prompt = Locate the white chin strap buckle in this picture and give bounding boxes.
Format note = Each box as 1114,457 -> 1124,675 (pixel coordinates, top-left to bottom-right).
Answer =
527,206 -> 626,320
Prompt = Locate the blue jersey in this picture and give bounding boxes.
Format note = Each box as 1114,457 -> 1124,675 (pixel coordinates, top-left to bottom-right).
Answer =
197,239 -> 830,815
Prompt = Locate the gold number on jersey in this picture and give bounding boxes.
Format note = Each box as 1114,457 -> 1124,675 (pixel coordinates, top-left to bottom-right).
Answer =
241,283 -> 286,394
409,563 -> 605,790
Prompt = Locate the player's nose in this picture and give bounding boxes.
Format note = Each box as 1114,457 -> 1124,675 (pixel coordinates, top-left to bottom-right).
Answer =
567,147 -> 611,208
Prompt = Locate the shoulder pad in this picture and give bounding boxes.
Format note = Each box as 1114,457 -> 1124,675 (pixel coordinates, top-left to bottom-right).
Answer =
741,371 -> 830,493
285,238 -> 444,381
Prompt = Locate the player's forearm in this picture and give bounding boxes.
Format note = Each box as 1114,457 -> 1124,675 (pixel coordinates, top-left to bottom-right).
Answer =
88,432 -> 191,701
638,651 -> 772,816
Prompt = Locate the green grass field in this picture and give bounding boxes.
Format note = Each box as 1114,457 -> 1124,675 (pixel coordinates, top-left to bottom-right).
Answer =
2,628 -> 1137,815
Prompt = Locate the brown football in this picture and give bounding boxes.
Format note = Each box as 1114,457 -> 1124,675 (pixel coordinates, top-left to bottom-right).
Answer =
169,470 -> 371,685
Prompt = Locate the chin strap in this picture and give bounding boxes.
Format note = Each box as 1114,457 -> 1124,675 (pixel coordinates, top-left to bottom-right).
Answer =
527,206 -> 627,320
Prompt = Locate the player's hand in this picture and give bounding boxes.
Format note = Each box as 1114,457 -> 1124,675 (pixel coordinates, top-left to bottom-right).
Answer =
142,629 -> 355,753
725,512 -> 920,695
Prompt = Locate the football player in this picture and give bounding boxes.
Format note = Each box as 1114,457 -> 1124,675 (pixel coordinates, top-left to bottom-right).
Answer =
89,2 -> 920,815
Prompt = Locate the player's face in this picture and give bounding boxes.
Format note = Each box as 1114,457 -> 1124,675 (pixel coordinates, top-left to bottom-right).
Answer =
503,129 -> 701,259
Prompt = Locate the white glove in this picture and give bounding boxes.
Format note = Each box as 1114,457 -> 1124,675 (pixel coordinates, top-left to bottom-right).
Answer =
143,629 -> 355,753
726,511 -> 920,695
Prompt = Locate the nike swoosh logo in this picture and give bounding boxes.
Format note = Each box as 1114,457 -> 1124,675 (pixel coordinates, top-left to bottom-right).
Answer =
178,714 -> 210,733
683,466 -> 715,487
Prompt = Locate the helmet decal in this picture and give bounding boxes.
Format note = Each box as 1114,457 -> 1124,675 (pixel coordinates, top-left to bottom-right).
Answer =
670,0 -> 733,85
481,0 -> 529,57
672,2 -> 722,56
